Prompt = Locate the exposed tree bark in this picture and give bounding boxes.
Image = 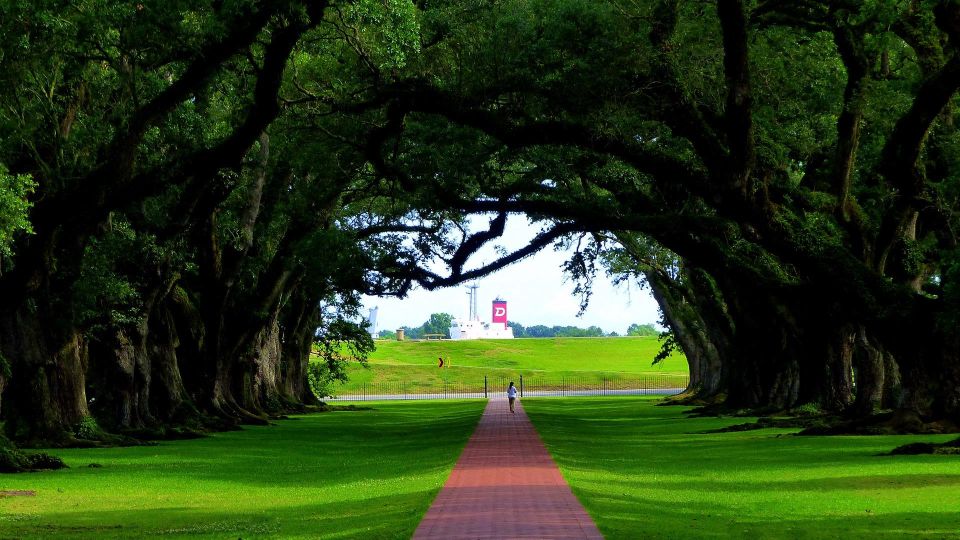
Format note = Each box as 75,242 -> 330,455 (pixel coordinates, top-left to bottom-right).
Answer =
147,295 -> 196,426
238,308 -> 285,415
831,24 -> 871,222
852,326 -> 886,416
645,266 -> 728,403
684,269 -> 733,400
280,288 -> 320,406
0,304 -> 89,443
819,327 -> 854,412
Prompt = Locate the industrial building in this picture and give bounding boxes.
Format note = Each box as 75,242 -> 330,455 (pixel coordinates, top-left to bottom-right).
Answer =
448,284 -> 514,339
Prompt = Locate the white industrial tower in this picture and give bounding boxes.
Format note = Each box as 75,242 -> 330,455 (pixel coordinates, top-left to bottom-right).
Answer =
466,283 -> 480,321
367,306 -> 379,339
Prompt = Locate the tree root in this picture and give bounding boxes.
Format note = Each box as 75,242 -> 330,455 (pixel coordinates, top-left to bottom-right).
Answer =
799,410 -> 959,436
889,438 -> 960,455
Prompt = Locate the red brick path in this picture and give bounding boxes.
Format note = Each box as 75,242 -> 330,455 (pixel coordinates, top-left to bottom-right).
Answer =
413,399 -> 603,539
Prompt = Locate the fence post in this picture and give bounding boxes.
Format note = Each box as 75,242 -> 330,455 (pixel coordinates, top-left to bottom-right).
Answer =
520,375 -> 524,398
484,376 -> 488,398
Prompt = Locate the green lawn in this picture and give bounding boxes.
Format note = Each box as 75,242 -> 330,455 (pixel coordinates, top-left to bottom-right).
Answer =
0,401 -> 485,539
523,397 -> 960,539
331,337 -> 688,395
5,398 -> 958,539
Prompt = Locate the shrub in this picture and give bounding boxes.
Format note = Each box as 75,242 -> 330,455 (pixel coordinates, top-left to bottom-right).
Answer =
0,439 -> 67,473
74,416 -> 102,440
307,361 -> 341,400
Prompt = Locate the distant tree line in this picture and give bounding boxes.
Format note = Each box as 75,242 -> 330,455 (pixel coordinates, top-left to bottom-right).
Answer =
512,321 -> 659,338
380,313 -> 454,340
514,323 -> 607,338
378,313 -> 658,339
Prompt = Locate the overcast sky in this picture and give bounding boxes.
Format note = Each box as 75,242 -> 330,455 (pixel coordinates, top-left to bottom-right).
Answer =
361,217 -> 662,335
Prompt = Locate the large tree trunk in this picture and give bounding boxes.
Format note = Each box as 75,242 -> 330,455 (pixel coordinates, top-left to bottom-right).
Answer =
87,329 -> 150,431
852,326 -> 886,416
237,310 -> 286,414
882,353 -> 903,410
645,269 -> 703,395
886,308 -> 960,423
684,269 -> 731,399
645,268 -> 727,403
148,298 -> 197,425
0,304 -> 89,444
280,291 -> 319,405
719,282 -> 803,411
817,327 -> 854,412
85,270 -> 201,431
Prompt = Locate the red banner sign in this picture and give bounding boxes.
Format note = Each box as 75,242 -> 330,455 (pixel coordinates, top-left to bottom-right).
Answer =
492,301 -> 507,327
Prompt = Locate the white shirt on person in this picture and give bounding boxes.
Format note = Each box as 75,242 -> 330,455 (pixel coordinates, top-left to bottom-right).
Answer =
507,386 -> 518,398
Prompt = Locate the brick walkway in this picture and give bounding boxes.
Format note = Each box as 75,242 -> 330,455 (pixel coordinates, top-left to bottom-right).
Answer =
413,399 -> 603,539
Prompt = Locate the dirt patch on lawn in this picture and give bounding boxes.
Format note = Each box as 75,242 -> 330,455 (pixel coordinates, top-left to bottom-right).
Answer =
0,490 -> 36,497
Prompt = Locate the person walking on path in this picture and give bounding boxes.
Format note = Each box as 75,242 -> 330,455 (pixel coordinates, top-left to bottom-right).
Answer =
507,381 -> 518,413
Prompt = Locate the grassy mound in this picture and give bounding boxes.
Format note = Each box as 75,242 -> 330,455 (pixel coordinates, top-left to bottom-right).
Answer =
331,336 -> 689,394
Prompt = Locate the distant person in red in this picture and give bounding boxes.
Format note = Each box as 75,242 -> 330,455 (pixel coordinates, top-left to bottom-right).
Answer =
438,356 -> 444,368
507,381 -> 518,413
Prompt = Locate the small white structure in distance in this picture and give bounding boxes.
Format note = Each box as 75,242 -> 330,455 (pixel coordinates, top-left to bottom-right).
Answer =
366,307 -> 379,339
449,285 -> 514,340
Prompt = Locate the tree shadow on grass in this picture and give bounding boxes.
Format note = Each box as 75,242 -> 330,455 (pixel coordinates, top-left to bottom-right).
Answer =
525,398 -> 960,538
0,491 -> 436,539
582,494 -> 960,539
1,401 -> 487,539
586,472 -> 960,493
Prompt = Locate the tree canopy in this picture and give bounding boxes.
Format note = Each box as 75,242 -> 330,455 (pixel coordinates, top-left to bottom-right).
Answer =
3,0 -> 960,455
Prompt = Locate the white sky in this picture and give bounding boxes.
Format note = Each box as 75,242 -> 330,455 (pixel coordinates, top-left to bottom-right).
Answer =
362,217 -> 662,334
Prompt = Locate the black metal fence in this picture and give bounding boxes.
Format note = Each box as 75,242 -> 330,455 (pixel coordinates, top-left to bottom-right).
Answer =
326,373 -> 688,401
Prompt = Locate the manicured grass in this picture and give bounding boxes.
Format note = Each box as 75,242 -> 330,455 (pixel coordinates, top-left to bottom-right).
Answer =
0,401 -> 486,539
332,337 -> 688,395
523,397 -> 960,539
363,337 -> 684,371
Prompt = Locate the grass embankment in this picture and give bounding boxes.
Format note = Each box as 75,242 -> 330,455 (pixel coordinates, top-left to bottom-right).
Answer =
0,401 -> 485,539
332,337 -> 688,395
524,397 -> 960,539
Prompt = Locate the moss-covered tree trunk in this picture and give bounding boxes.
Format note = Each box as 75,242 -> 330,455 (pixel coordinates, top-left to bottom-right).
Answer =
0,304 -> 89,443
237,309 -> 286,414
851,327 -> 887,416
148,296 -> 197,425
683,269 -> 732,400
280,290 -> 318,405
646,267 -> 728,403
817,327 -> 854,412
